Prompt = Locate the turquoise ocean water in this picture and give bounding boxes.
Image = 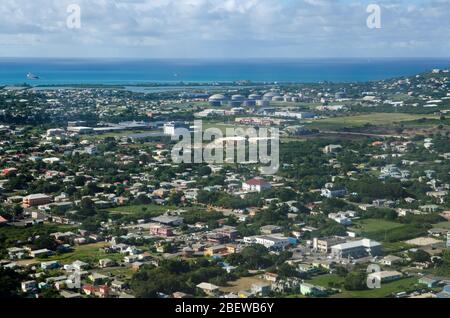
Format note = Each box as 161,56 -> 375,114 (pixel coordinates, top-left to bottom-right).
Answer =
1,58 -> 450,85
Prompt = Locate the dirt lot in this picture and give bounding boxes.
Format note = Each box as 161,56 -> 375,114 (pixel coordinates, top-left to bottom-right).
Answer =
405,237 -> 442,246
220,275 -> 267,293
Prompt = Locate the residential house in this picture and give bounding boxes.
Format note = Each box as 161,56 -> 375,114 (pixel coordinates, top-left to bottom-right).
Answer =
30,249 -> 52,258
380,255 -> 403,266
196,282 -> 220,296
242,178 -> 272,193
89,272 -> 109,285
299,283 -> 327,297
260,225 -> 282,235
41,261 -> 60,270
251,283 -> 272,297
21,280 -> 38,293
321,188 -> 347,199
99,258 -> 115,268
263,272 -> 279,283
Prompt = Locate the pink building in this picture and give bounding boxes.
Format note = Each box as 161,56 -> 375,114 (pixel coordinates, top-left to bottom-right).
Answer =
150,224 -> 174,237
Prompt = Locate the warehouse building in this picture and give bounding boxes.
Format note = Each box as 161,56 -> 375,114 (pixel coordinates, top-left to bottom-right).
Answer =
331,239 -> 382,259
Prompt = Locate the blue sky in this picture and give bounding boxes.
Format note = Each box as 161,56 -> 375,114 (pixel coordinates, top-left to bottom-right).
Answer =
0,0 -> 449,58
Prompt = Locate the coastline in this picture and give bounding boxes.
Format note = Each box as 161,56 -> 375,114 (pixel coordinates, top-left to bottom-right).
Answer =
1,58 -> 450,87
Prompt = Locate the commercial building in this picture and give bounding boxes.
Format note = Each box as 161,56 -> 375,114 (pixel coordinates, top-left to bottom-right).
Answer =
149,224 -> 174,237
313,237 -> 346,253
23,194 -> 53,207
151,215 -> 184,226
331,238 -> 382,259
163,122 -> 188,136
244,235 -> 290,251
368,271 -> 403,283
67,126 -> 94,134
273,111 -> 315,120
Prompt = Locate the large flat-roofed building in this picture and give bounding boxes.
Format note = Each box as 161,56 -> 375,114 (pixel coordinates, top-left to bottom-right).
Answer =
23,194 -> 53,207
163,122 -> 188,136
244,235 -> 290,251
151,215 -> 184,226
368,271 -> 402,283
67,126 -> 94,134
331,238 -> 382,259
313,237 -> 346,253
213,226 -> 239,240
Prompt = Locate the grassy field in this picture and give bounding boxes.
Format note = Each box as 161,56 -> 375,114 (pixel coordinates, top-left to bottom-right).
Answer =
106,204 -> 175,215
382,241 -> 417,254
306,274 -> 419,298
337,277 -> 418,298
349,218 -> 427,243
349,219 -> 405,234
97,267 -> 135,279
42,242 -> 122,265
306,274 -> 344,288
0,224 -> 77,248
308,113 -> 439,130
433,221 -> 450,230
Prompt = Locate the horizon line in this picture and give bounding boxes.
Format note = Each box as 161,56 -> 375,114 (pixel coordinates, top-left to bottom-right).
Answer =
1,56 -> 450,60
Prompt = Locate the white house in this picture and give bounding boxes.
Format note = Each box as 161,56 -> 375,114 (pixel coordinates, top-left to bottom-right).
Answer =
242,178 -> 272,193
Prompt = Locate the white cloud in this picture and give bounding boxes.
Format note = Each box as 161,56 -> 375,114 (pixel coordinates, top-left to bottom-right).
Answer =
0,0 -> 449,57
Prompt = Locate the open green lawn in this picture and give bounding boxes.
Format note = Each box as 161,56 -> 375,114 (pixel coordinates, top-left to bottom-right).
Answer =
0,223 -> 77,248
381,241 -> 417,254
308,113 -> 438,130
433,221 -> 450,230
306,274 -> 419,298
97,267 -> 135,279
338,277 -> 419,298
349,218 -> 427,243
42,242 -> 123,265
350,219 -> 404,234
306,274 -> 345,288
106,204 -> 175,215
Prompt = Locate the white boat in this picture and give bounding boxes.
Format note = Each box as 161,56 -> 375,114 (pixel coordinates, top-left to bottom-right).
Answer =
27,72 -> 40,80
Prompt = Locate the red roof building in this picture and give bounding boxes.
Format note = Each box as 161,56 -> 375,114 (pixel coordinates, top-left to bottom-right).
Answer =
0,215 -> 8,225
242,178 -> 272,193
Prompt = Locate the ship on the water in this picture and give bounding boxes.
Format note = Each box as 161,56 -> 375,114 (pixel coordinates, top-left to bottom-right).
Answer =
27,72 -> 40,80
